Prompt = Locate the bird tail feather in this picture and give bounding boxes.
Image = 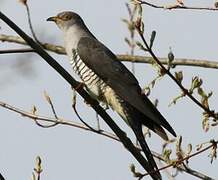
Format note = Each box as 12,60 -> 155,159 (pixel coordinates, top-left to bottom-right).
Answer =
132,127 -> 161,180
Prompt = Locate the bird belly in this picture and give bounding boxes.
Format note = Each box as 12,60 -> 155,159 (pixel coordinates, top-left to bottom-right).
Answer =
69,52 -> 107,103
103,87 -> 129,123
69,50 -> 128,122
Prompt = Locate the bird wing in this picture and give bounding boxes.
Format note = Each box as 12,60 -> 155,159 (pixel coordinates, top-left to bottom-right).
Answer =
77,37 -> 176,136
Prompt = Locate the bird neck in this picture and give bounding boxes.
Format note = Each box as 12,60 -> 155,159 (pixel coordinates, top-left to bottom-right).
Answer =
63,23 -> 95,50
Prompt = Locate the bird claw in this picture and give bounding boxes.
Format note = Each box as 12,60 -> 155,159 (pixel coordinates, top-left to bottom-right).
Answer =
74,82 -> 85,91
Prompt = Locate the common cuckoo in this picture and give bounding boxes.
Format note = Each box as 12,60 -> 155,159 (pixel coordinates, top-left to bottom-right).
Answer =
47,11 -> 176,179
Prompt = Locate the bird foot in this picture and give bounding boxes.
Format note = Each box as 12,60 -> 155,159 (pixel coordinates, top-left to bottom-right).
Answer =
74,82 -> 85,91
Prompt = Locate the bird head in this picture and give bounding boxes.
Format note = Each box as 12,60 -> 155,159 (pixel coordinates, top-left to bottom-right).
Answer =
47,11 -> 84,31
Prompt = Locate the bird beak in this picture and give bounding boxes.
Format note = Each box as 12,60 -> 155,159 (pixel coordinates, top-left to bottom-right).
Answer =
46,16 -> 58,22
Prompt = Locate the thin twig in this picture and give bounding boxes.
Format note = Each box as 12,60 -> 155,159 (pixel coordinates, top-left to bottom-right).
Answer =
25,3 -> 40,43
1,34 -> 218,69
71,86 -> 101,133
0,48 -> 35,54
0,34 -> 65,54
43,91 -> 58,119
96,113 -> 101,131
118,55 -> 218,69
0,100 -> 119,141
136,0 -> 218,11
125,3 -> 136,74
34,118 -> 59,128
0,100 -> 214,180
72,103 -> 101,133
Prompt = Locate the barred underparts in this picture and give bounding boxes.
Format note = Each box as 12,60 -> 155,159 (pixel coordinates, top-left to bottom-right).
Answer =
70,49 -> 127,120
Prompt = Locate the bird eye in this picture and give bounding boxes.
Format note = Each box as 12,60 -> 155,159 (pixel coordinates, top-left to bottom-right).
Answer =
61,14 -> 72,21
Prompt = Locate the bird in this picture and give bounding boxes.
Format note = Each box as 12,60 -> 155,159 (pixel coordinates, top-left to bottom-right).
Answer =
47,11 -> 176,180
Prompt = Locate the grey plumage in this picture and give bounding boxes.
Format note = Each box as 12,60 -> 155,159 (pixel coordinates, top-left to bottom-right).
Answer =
47,11 -> 176,180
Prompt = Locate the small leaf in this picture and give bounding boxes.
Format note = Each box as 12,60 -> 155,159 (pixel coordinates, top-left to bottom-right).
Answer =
130,164 -> 135,173
124,37 -> 131,46
175,71 -> 183,83
215,1 -> 218,8
185,144 -> 192,163
190,76 -> 203,93
135,17 -> 144,34
136,41 -> 147,51
162,149 -> 172,163
122,18 -> 129,25
150,31 -> 156,48
186,144 -> 192,156
196,144 -> 203,151
176,136 -> 182,153
19,0 -> 27,5
153,99 -> 159,108
168,47 -> 174,63
140,21 -> 145,34
31,105 -> 37,115
197,87 -> 205,97
202,113 -> 210,132
32,173 -> 36,180
168,93 -> 185,106
43,90 -> 52,104
209,141 -> 217,164
135,17 -> 141,29
34,156 -> 43,174
129,163 -> 143,178
137,3 -> 143,16
167,47 -> 174,70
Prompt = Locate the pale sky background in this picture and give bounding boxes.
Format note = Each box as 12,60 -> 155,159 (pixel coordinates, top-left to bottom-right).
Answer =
0,0 -> 218,180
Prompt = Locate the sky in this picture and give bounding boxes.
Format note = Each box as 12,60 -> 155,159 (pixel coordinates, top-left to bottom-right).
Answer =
0,0 -> 218,180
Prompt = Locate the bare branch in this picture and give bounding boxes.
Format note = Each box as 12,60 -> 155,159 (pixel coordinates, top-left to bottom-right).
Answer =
118,55 -> 218,69
25,3 -> 40,43
43,91 -> 58,119
0,48 -> 35,54
1,34 -> 218,69
0,34 -> 65,54
0,100 -> 215,180
0,100 -> 120,141
135,0 -> 218,11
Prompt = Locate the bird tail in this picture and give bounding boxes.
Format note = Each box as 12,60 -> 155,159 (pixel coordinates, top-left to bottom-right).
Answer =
132,125 -> 161,180
125,103 -> 161,179
141,94 -> 176,137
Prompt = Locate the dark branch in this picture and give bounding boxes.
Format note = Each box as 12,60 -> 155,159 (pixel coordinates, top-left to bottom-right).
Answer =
0,173 -> 5,180
0,11 -> 157,178
135,26 -> 217,120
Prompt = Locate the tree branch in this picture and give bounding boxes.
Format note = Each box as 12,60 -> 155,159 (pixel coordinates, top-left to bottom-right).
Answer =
0,48 -> 35,54
135,25 -> 217,120
136,0 -> 218,11
0,100 -> 215,180
1,34 -> 218,69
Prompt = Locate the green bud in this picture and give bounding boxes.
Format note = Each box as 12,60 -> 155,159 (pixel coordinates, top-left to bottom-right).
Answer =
175,71 -> 183,83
